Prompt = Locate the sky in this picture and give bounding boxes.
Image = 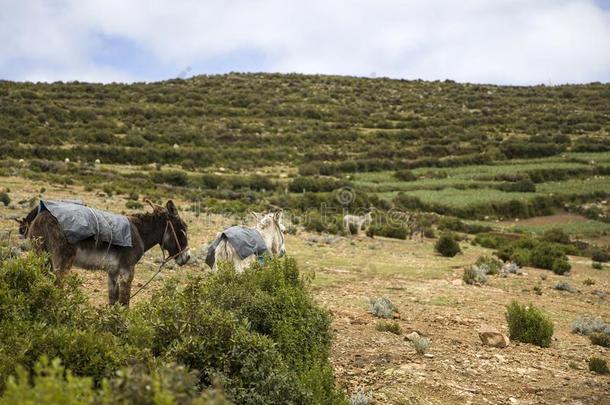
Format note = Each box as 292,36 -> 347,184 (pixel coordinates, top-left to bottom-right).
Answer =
1,0 -> 609,85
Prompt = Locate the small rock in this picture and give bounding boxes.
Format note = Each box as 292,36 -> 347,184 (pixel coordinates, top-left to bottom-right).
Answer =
405,331 -> 421,341
478,324 -> 510,348
452,279 -> 463,286
509,397 -> 518,404
424,353 -> 434,358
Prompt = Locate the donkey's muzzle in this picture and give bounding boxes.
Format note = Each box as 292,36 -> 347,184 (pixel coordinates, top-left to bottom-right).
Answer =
175,249 -> 191,266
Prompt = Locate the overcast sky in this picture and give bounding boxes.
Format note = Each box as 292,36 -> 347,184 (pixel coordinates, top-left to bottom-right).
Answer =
1,0 -> 609,85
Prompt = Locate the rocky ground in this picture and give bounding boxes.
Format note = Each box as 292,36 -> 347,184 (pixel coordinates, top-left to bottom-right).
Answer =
1,176 -> 609,404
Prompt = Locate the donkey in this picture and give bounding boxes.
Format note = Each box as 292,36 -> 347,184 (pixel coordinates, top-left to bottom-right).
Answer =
212,211 -> 286,273
343,210 -> 373,236
26,200 -> 190,306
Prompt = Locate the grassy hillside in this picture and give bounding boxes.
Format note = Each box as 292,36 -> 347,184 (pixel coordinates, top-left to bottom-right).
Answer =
1,73 -> 609,226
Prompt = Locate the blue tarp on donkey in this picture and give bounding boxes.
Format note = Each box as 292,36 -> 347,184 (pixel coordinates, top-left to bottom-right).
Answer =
39,200 -> 132,247
205,226 -> 268,268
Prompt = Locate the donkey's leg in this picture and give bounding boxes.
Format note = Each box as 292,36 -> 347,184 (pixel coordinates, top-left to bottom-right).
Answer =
107,267 -> 120,305
118,266 -> 135,307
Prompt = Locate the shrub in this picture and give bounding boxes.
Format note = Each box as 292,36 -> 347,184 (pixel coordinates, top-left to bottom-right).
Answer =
583,278 -> 595,286
592,262 -> 603,270
501,261 -> 523,276
571,315 -> 610,336
411,336 -> 430,355
0,253 -> 345,404
463,266 -> 488,285
505,301 -> 554,348
475,255 -> 502,275
366,224 -> 408,240
368,297 -> 397,319
552,258 -> 571,275
349,390 -> 371,405
125,200 -> 143,210
591,249 -> 610,263
151,170 -> 188,187
135,258 -> 344,404
530,242 -> 569,272
435,233 -> 461,257
588,357 -> 609,374
589,332 -> 610,348
0,192 -> 9,207
541,227 -> 570,245
497,178 -> 536,193
0,358 -> 96,404
375,321 -> 402,335
554,281 -> 576,293
394,170 -> 416,182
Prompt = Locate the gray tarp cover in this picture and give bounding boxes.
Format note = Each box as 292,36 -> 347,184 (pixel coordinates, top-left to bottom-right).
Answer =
39,200 -> 132,247
205,226 -> 268,268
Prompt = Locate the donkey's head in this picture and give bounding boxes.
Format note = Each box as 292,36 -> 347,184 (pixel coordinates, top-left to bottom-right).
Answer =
158,200 -> 191,266
253,210 -> 286,257
14,206 -> 39,238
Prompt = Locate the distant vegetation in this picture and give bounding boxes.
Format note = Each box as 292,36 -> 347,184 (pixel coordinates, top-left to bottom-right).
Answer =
0,73 -> 609,232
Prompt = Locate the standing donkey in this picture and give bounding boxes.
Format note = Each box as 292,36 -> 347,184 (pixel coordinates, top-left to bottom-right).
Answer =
210,211 -> 286,273
343,209 -> 373,236
25,200 -> 190,306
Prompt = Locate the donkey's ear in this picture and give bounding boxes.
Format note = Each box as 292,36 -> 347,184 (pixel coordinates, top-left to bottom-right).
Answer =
13,218 -> 23,224
249,211 -> 260,221
274,210 -> 283,222
166,200 -> 178,215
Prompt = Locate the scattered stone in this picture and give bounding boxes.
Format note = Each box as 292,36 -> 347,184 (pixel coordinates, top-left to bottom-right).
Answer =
452,279 -> 463,286
405,331 -> 421,341
478,324 -> 510,348
424,353 -> 434,358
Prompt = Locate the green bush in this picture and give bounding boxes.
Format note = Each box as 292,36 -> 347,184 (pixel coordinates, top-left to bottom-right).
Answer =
505,301 -> 554,348
541,227 -> 570,245
591,249 -> 610,263
552,258 -> 571,275
510,248 -> 531,267
0,253 -> 345,404
0,192 -> 9,206
0,358 -> 96,405
463,266 -> 487,285
125,200 -> 143,210
366,224 -> 408,240
588,357 -> 609,374
589,332 -> 610,348
475,255 -> 502,275
474,233 -> 508,249
592,261 -> 603,270
151,170 -> 188,187
375,321 -> 402,335
530,242 -> 569,272
393,170 -> 417,182
435,233 -> 461,257
133,258 -> 344,404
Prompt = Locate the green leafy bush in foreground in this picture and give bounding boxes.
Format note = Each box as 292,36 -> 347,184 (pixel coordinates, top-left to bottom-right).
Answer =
505,301 -> 554,348
0,253 -> 345,404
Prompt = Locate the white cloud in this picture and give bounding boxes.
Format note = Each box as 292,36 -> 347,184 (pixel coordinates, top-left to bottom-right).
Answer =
0,0 -> 609,84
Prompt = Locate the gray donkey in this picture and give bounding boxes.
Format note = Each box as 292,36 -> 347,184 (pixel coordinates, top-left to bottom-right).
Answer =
26,200 -> 190,306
